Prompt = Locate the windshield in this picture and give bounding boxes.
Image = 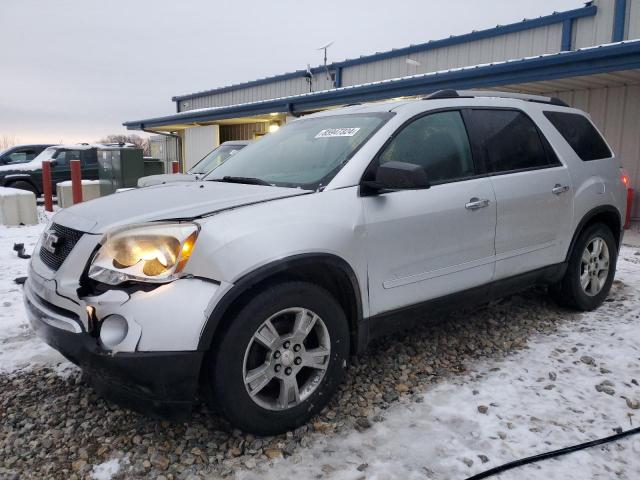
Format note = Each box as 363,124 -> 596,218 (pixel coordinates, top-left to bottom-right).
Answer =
189,144 -> 247,175
33,146 -> 59,162
205,113 -> 392,189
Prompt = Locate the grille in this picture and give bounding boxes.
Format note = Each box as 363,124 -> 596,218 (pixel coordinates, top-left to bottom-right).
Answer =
39,223 -> 85,271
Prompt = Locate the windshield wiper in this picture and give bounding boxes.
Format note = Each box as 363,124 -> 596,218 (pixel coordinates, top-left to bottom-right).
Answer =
211,176 -> 272,186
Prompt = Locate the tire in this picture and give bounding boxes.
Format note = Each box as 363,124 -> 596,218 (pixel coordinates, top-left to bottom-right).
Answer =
8,181 -> 38,196
206,281 -> 350,435
552,223 -> 617,311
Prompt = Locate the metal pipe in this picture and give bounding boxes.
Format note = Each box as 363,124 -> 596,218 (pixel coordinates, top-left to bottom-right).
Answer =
70,159 -> 83,204
42,160 -> 53,212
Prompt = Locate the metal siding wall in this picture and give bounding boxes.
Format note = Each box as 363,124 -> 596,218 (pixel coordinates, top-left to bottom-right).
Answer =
549,85 -> 640,219
573,0 -> 616,48
219,123 -> 268,142
629,0 -> 640,38
178,75 -> 337,111
183,125 -> 220,170
340,24 -> 563,87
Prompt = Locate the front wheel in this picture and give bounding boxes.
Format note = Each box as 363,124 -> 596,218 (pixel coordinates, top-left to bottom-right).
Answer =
552,223 -> 617,311
206,281 -> 350,435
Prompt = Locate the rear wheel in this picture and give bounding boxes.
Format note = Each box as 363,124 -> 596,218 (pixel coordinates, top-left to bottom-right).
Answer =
552,223 -> 617,310
8,181 -> 38,196
206,281 -> 350,435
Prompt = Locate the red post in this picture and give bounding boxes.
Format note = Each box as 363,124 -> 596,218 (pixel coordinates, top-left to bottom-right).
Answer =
172,161 -> 179,174
70,159 -> 83,204
625,188 -> 634,229
42,160 -> 53,212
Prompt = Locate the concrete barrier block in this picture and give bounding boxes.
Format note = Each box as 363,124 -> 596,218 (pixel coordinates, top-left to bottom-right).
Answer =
0,187 -> 38,226
56,180 -> 102,208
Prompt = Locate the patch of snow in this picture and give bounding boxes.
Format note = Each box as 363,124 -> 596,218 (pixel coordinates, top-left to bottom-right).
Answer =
0,186 -> 35,197
240,246 -> 640,480
56,179 -> 102,187
0,210 -> 69,373
91,458 -> 122,480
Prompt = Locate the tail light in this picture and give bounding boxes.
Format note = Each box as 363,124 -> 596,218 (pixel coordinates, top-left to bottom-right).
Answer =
620,168 -> 629,187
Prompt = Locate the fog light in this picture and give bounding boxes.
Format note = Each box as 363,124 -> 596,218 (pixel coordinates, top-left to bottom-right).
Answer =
100,314 -> 128,348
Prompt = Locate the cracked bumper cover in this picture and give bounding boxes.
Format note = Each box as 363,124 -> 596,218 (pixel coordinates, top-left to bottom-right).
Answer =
24,277 -> 205,420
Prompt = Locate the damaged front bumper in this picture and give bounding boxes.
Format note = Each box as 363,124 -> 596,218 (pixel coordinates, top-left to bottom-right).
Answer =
24,275 -> 204,419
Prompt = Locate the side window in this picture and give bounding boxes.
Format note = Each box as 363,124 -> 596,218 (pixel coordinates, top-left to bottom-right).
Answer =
7,152 -> 27,164
379,110 -> 475,183
469,109 -> 550,174
82,149 -> 98,166
543,111 -> 612,161
54,151 -> 68,166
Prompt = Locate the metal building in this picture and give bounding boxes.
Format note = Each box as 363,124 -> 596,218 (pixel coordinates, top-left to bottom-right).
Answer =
124,0 -> 640,218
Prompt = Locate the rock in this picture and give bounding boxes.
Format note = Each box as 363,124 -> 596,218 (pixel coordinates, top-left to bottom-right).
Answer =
580,356 -> 595,365
357,463 -> 368,472
71,459 -> 87,472
382,392 -> 399,403
151,454 -> 170,471
478,454 -> 489,464
355,418 -> 372,431
395,383 -> 410,393
596,380 -> 616,395
264,448 -> 283,460
548,372 -> 557,381
313,422 -> 334,433
477,405 -> 489,414
622,397 -> 640,409
463,457 -> 474,467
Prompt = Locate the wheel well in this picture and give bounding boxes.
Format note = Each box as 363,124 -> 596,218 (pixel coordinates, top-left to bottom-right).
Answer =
199,255 -> 363,356
567,207 -> 622,261
6,179 -> 39,194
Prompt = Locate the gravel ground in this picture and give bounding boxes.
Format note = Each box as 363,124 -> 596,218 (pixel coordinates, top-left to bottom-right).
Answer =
1,223 -> 639,479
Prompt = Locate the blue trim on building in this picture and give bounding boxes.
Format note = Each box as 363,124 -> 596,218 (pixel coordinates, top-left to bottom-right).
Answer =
561,18 -> 573,51
613,0 -> 627,42
170,5 -> 597,103
124,41 -> 640,130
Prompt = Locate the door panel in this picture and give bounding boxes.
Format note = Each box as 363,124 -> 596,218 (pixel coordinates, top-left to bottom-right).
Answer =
490,167 -> 573,279
363,178 -> 496,315
465,108 -> 574,280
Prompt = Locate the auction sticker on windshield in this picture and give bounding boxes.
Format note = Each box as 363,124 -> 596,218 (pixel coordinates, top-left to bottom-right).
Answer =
315,128 -> 361,138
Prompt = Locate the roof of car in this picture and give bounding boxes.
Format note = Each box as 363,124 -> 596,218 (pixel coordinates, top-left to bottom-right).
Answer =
221,140 -> 251,146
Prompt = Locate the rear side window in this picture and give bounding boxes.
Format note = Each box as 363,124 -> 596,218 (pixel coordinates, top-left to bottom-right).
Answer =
543,111 -> 612,161
468,109 -> 551,174
378,110 -> 475,183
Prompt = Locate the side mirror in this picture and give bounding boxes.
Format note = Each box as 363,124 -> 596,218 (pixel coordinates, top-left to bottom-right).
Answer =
362,161 -> 430,193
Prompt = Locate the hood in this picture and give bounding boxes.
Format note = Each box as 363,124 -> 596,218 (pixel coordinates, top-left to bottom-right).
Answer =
53,181 -> 309,233
137,173 -> 198,187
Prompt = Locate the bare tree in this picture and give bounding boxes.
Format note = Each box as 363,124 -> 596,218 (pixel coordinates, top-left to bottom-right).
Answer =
0,134 -> 20,150
97,133 -> 150,155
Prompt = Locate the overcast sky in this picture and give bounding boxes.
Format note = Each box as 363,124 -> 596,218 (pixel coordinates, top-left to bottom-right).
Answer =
1,0 -> 585,144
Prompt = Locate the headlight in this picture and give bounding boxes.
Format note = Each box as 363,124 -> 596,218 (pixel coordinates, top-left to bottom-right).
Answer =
88,222 -> 200,285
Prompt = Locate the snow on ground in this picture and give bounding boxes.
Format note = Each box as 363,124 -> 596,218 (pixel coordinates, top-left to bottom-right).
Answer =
241,246 -> 640,480
0,211 -> 69,373
91,458 -> 122,480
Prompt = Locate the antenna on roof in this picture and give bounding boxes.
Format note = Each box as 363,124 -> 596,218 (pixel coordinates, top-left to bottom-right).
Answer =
317,41 -> 334,82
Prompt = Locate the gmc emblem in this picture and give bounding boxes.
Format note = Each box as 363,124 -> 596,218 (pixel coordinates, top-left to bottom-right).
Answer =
42,231 -> 60,254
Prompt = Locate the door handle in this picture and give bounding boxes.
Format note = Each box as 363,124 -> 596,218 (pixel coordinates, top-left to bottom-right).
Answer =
552,184 -> 570,195
465,197 -> 490,210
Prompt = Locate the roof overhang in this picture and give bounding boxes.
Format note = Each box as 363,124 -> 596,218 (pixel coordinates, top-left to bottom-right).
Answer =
124,40 -> 640,131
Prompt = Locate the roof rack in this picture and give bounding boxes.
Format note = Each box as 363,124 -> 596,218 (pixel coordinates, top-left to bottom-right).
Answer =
423,89 -> 569,107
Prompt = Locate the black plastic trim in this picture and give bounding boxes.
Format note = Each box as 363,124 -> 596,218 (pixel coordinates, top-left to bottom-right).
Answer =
197,253 -> 364,352
565,205 -> 623,261
364,263 -> 567,343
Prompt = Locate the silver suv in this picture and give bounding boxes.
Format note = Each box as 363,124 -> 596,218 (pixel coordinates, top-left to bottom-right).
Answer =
24,91 -> 627,434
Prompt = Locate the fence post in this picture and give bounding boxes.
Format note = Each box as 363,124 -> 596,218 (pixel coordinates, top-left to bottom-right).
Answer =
70,159 -> 83,204
42,160 -> 53,212
172,161 -> 179,174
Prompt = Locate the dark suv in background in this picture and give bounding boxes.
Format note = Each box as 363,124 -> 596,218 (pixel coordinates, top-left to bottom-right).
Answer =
0,145 -> 99,195
0,144 -> 53,166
